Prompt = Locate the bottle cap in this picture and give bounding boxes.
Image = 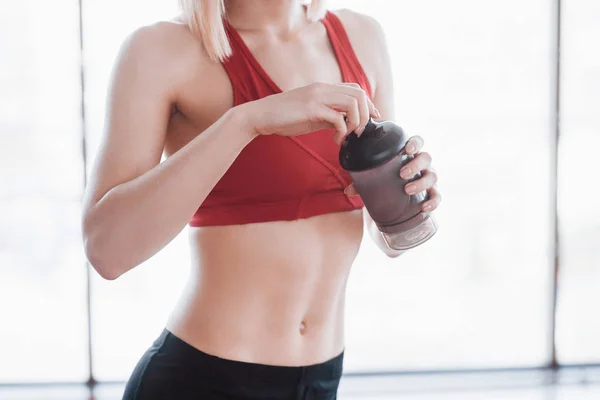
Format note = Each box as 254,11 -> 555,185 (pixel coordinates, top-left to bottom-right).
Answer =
339,119 -> 407,172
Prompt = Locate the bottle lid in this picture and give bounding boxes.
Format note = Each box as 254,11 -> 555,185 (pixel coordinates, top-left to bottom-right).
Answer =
339,119 -> 407,171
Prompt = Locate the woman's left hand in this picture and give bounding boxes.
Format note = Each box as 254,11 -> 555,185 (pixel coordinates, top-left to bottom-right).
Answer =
399,135 -> 441,213
345,135 -> 441,213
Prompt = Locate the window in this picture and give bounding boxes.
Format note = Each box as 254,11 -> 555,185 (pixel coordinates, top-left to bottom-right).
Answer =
1,0 -> 597,386
81,0 -> 184,381
331,0 -> 554,371
0,0 -> 87,382
556,0 -> 600,364
83,0 -> 555,377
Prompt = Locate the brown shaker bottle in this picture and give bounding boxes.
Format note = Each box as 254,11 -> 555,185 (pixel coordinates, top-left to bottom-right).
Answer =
339,119 -> 437,250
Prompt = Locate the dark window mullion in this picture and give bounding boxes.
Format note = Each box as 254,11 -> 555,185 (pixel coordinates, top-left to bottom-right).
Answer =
549,0 -> 562,373
76,0 -> 95,395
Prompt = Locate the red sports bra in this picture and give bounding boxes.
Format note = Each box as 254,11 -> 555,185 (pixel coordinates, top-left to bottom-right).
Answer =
189,11 -> 372,227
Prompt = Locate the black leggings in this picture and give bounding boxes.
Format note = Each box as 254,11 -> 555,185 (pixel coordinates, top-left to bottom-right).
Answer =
122,330 -> 343,400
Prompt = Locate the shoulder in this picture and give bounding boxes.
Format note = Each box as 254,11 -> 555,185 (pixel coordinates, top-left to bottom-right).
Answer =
331,9 -> 387,57
329,9 -> 390,92
115,19 -> 214,82
332,9 -> 384,34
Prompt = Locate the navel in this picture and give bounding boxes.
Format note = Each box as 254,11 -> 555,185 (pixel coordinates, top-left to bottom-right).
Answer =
299,321 -> 307,335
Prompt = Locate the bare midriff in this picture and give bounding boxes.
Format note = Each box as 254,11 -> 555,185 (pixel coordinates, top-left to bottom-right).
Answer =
166,209 -> 364,366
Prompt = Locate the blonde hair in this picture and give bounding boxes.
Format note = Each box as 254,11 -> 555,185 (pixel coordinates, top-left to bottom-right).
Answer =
179,0 -> 328,62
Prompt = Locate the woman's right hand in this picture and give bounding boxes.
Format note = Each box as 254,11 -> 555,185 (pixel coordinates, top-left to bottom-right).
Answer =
241,82 -> 381,144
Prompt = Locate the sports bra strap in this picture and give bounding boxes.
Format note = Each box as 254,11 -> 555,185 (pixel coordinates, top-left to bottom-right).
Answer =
321,11 -> 373,98
221,11 -> 373,105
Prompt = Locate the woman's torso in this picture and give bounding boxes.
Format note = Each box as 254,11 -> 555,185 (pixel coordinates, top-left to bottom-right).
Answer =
157,10 -> 377,366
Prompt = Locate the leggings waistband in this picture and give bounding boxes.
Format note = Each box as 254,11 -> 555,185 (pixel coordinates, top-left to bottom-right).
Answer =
155,329 -> 344,385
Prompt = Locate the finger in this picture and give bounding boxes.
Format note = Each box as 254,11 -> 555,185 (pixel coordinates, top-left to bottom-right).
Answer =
322,92 -> 361,135
337,83 -> 372,132
344,184 -> 359,197
404,168 -> 438,195
399,152 -> 433,179
367,98 -> 380,119
313,106 -> 348,143
422,185 -> 442,213
354,91 -> 369,135
405,135 -> 425,155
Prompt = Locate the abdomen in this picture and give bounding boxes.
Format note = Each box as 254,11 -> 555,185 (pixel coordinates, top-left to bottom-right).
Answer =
167,209 -> 364,366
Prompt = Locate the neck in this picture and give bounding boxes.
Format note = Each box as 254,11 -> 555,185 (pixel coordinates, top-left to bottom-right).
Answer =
226,0 -> 307,34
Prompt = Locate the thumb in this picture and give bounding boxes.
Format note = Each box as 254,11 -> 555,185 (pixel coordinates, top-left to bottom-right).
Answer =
344,184 -> 360,197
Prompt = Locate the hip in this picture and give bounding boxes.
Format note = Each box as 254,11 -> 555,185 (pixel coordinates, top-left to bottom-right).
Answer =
123,329 -> 342,400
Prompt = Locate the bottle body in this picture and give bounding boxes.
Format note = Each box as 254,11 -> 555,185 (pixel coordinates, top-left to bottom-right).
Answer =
340,119 -> 437,250
348,153 -> 437,250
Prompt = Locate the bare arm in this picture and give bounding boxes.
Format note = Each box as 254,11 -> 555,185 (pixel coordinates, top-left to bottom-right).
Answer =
337,11 -> 405,257
340,11 -> 441,257
82,25 -> 255,280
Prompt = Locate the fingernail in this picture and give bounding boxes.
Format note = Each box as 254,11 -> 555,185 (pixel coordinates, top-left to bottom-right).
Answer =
423,203 -> 433,212
355,126 -> 365,135
345,187 -> 358,197
406,184 -> 417,194
400,167 -> 412,179
406,144 -> 415,153
375,108 -> 381,119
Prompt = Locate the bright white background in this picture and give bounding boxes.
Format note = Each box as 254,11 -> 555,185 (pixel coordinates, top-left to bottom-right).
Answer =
0,0 -> 598,384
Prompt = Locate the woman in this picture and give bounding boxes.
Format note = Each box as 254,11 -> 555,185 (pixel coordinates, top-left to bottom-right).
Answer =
82,0 -> 441,398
